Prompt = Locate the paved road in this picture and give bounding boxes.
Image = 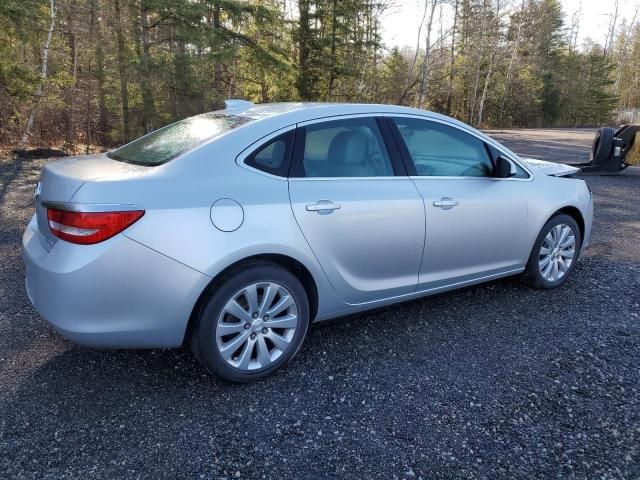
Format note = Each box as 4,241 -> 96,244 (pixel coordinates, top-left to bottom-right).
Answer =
486,128 -> 597,163
1,131 -> 639,479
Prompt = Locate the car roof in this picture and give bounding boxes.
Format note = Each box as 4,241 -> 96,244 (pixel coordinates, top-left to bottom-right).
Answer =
221,101 -> 471,130
216,101 -> 512,155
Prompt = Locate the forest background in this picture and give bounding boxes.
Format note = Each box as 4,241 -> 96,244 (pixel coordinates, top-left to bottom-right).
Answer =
1,0 -> 638,153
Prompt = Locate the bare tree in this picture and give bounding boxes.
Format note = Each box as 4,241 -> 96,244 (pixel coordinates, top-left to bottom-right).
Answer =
469,0 -> 490,125
400,0 -> 430,104
568,1 -> 582,52
604,0 -> 620,56
137,0 -> 155,133
63,5 -> 79,150
477,0 -> 503,126
613,6 -> 639,94
416,0 -> 439,108
114,0 -> 131,142
498,0 -> 525,126
19,0 -> 57,149
445,0 -> 459,116
91,0 -> 108,145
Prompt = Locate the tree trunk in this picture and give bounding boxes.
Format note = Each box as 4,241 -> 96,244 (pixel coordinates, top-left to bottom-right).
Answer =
114,0 -> 131,142
499,0 -> 524,126
212,4 -> 224,108
469,0 -> 488,125
20,0 -> 57,149
371,15 -> 380,100
477,57 -> 494,126
85,58 -> 92,154
459,0 -> 469,121
477,0 -> 500,127
327,0 -> 338,99
445,0 -> 459,116
417,0 -> 437,108
170,28 -> 182,120
258,63 -> 269,102
399,0 -> 429,104
296,0 -> 312,100
138,0 -> 155,132
91,0 -> 108,144
604,0 -> 619,56
64,8 -> 78,150
568,3 -> 582,53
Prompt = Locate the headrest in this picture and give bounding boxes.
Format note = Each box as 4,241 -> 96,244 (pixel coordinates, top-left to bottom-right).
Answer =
327,130 -> 367,165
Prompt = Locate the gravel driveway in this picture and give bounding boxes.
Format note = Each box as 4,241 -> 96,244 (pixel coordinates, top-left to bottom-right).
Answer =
1,130 -> 639,479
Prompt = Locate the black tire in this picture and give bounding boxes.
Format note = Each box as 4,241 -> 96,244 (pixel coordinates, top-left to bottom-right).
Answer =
590,127 -> 615,165
192,262 -> 309,383
522,214 -> 582,289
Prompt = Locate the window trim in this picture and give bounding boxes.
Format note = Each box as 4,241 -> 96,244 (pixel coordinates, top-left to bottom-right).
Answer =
289,114 -> 406,179
384,114 -> 532,181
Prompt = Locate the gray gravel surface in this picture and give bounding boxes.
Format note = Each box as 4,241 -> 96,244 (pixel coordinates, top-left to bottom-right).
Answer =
1,130 -> 639,479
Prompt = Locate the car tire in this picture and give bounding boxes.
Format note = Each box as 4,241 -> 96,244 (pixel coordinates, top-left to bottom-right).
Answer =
522,214 -> 582,289
192,262 -> 310,383
590,127 -> 615,165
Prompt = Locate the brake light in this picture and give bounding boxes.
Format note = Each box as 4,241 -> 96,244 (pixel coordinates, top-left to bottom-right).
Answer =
46,209 -> 144,245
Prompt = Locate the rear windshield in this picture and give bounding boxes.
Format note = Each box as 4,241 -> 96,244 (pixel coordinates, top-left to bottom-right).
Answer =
107,114 -> 251,165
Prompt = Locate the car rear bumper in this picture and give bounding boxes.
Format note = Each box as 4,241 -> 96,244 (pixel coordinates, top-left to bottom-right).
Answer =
22,215 -> 210,348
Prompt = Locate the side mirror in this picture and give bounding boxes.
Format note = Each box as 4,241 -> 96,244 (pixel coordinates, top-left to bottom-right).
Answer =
495,156 -> 516,178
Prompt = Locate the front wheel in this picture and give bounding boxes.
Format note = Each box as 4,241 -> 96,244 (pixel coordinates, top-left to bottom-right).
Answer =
522,214 -> 582,289
192,262 -> 310,383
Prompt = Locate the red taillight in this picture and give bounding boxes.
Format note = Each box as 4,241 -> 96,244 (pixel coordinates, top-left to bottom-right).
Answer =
46,209 -> 144,245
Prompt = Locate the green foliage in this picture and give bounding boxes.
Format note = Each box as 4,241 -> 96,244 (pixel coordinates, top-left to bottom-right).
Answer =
0,0 -> 46,135
579,49 -> 619,124
379,47 -> 410,105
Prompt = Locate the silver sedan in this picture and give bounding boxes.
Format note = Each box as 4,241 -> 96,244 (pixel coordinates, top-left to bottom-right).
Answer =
22,101 -> 593,382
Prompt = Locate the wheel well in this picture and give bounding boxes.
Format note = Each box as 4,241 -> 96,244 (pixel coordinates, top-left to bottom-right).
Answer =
556,206 -> 585,240
183,254 -> 319,346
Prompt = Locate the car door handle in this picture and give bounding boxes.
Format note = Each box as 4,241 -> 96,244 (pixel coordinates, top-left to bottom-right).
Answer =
306,200 -> 341,213
433,198 -> 459,210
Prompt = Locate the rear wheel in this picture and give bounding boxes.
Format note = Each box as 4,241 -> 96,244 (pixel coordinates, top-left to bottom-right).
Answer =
192,263 -> 309,383
522,214 -> 582,289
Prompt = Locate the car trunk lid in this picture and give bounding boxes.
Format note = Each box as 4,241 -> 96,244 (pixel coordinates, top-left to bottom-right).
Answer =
35,153 -> 151,249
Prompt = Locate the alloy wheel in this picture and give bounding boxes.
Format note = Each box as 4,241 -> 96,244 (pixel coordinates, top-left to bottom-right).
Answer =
215,282 -> 298,371
538,224 -> 576,282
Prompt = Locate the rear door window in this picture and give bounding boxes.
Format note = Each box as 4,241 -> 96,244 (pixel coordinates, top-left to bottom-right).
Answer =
292,117 -> 395,178
108,114 -> 251,166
